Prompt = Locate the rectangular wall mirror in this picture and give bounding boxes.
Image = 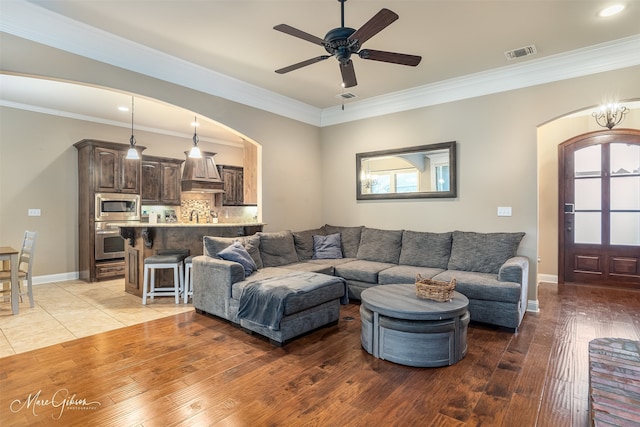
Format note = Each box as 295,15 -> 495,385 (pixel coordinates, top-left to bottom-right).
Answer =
356,141 -> 457,200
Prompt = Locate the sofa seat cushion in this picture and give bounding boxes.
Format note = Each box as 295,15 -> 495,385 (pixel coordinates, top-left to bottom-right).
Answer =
334,260 -> 396,284
378,265 -> 445,285
307,258 -> 356,267
232,271 -> 346,316
282,262 -> 334,275
433,270 -> 521,304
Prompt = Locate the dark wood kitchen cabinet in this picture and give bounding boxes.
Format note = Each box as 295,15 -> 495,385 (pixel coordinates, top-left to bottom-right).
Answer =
220,165 -> 244,206
74,139 -> 145,282
94,146 -> 141,194
142,156 -> 183,205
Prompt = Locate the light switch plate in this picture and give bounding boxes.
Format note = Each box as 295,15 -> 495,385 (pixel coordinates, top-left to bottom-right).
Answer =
497,206 -> 512,217
28,208 -> 41,216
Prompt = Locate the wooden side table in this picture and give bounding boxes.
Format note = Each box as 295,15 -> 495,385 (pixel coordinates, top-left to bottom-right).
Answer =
0,247 -> 20,314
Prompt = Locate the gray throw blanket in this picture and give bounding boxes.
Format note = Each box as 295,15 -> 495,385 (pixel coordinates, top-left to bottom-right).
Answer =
237,271 -> 348,331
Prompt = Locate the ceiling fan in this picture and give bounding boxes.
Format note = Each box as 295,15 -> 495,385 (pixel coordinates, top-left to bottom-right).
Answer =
274,0 -> 422,88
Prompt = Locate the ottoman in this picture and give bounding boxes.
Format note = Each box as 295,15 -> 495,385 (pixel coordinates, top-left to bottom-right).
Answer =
232,271 -> 348,345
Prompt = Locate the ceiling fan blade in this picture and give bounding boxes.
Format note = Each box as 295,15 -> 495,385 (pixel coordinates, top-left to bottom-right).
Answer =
359,49 -> 422,66
275,56 -> 331,74
274,24 -> 325,46
348,8 -> 398,46
340,60 -> 357,88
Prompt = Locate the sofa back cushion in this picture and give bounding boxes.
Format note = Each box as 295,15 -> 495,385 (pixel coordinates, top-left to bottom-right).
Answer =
258,230 -> 300,267
323,225 -> 363,258
356,227 -> 403,264
399,231 -> 452,269
447,231 -> 525,274
204,235 -> 263,269
292,228 -> 325,260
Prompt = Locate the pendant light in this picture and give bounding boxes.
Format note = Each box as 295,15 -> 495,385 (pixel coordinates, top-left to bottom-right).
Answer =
125,97 -> 140,160
189,116 -> 202,158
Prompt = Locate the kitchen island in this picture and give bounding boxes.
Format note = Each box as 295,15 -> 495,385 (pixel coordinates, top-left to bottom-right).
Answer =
116,222 -> 263,297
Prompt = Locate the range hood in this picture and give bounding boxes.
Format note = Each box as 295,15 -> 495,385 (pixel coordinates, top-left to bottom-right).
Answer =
181,151 -> 225,193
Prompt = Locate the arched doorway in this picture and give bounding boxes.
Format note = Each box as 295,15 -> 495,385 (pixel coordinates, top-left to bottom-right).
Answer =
558,129 -> 640,288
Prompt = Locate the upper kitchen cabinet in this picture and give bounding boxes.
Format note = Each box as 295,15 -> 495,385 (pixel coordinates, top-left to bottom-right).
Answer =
219,165 -> 244,206
74,139 -> 145,195
142,156 -> 183,205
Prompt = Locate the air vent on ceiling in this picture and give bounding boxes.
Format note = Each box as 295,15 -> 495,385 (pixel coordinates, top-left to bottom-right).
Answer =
504,45 -> 537,61
337,92 -> 357,100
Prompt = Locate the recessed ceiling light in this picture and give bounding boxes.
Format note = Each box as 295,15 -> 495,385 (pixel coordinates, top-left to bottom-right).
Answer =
191,121 -> 200,127
599,4 -> 625,17
118,106 -> 129,112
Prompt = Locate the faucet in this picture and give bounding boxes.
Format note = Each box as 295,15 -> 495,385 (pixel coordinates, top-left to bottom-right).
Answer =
189,210 -> 199,223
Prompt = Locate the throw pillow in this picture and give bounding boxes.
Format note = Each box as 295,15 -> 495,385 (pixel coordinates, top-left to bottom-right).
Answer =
356,227 -> 403,264
217,241 -> 257,277
312,233 -> 344,259
203,236 -> 236,257
447,231 -> 525,274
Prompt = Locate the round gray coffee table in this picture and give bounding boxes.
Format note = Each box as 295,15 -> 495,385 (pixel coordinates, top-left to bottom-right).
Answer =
360,284 -> 469,367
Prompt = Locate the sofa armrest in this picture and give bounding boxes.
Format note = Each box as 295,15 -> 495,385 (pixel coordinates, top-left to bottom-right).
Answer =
498,256 -> 529,285
499,256 -> 530,326
192,255 -> 245,319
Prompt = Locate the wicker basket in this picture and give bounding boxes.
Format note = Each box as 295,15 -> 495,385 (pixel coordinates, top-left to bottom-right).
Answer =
415,274 -> 456,302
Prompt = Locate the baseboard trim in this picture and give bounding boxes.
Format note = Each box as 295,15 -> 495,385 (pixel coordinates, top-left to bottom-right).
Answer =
32,271 -> 79,285
527,299 -> 540,313
538,274 -> 558,284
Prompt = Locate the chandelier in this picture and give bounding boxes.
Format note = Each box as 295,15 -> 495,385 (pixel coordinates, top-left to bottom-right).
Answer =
592,103 -> 628,130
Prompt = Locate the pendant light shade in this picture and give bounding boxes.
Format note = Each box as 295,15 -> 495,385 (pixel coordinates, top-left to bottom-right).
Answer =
126,97 -> 140,160
189,116 -> 202,158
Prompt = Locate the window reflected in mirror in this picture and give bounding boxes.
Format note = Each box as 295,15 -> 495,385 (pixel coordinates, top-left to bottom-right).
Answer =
356,142 -> 456,200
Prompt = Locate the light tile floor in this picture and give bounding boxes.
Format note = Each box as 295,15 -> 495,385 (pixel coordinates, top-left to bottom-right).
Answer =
0,279 -> 193,357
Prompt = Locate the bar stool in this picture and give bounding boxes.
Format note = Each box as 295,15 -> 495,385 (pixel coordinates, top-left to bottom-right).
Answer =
142,249 -> 189,305
183,255 -> 194,303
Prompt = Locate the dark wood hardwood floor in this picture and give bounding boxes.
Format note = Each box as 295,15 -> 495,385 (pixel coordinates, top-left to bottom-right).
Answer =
2,282 -> 640,426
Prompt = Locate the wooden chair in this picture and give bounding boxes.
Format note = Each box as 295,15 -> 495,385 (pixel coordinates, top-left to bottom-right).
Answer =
0,231 -> 37,308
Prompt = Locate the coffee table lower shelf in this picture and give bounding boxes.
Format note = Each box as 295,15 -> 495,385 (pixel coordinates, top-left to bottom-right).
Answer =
360,285 -> 469,368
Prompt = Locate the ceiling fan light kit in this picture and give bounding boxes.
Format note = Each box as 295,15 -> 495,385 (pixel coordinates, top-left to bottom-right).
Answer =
274,0 -> 421,89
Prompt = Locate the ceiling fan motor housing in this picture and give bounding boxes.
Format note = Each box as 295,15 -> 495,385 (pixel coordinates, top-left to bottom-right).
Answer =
324,27 -> 359,60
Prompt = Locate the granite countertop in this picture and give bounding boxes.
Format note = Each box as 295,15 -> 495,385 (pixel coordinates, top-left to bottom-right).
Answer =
110,222 -> 264,228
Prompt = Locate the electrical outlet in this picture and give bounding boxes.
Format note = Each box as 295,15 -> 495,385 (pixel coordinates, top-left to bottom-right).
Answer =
28,208 -> 41,216
497,207 -> 512,217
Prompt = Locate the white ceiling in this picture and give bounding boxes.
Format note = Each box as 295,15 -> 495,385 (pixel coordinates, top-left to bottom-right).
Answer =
1,0 -> 639,142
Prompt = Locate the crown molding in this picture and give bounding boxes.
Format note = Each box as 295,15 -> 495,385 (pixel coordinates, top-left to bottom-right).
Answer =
0,0 -> 322,126
321,34 -> 640,126
0,99 -> 244,147
2,1 -> 639,128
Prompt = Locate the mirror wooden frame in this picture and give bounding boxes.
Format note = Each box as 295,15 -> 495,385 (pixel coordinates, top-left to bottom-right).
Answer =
356,141 -> 457,200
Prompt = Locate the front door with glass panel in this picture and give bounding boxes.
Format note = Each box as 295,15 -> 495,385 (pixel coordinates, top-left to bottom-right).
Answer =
559,130 -> 640,288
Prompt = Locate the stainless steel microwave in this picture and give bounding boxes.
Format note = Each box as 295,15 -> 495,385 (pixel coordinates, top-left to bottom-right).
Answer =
95,193 -> 141,222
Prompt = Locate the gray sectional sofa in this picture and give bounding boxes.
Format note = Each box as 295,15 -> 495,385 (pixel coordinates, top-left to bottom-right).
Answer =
192,225 -> 529,343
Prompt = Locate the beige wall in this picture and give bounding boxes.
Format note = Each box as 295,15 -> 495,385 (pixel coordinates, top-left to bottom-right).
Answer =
320,67 -> 640,305
1,35 -> 323,280
2,33 -> 639,307
537,107 -> 640,282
